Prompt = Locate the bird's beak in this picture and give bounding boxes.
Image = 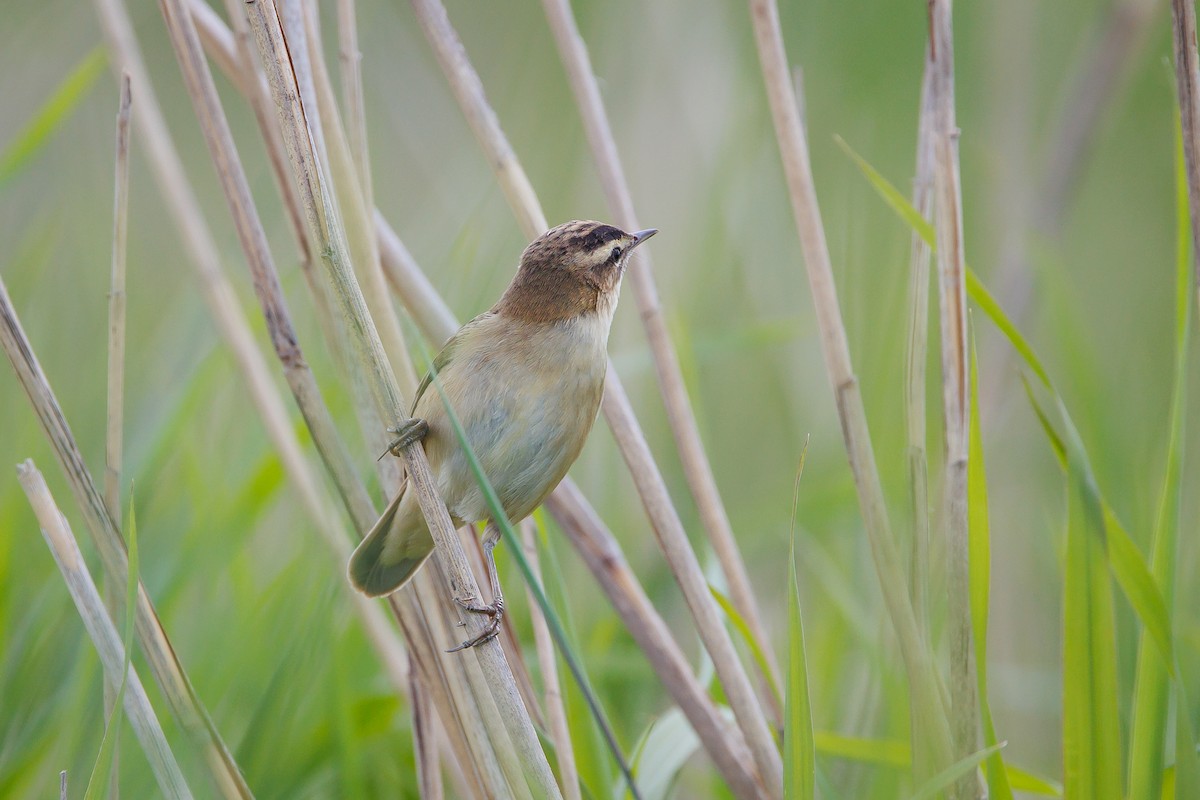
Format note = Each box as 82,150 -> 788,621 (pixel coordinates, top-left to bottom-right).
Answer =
629,228 -> 658,249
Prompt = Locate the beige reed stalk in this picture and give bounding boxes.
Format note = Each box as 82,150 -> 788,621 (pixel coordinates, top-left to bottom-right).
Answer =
928,4 -> 980,797
189,8 -> 762,793
1172,0 -> 1200,312
745,0 -> 956,783
0,278 -> 249,799
18,462 -> 193,800
538,0 -> 782,723
102,72 -> 132,800
905,59 -> 935,644
243,2 -> 560,796
406,1 -> 783,793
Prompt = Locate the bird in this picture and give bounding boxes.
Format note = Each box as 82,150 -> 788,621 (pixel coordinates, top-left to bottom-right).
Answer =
349,220 -> 657,649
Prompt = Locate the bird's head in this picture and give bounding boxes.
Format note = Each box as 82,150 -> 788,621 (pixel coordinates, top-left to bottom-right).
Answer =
495,220 -> 657,323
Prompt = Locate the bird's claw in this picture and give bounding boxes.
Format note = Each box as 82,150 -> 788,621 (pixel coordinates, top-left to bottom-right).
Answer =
377,418 -> 429,461
445,596 -> 505,652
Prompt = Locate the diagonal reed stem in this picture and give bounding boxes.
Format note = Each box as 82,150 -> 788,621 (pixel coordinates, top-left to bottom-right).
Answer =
539,0 -> 783,725
18,461 -> 193,800
745,0 -> 956,785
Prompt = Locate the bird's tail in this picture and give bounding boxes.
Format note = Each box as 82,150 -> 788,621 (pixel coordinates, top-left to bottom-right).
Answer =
348,483 -> 436,597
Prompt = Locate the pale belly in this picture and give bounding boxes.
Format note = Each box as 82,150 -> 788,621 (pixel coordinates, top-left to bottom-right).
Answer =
420,321 -> 607,526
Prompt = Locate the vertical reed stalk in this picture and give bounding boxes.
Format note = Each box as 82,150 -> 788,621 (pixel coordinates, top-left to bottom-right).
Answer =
539,0 -> 782,724
17,461 -> 193,800
1172,0 -> 1200,310
0,276 -> 251,799
906,57 -> 935,646
928,3 -> 980,796
243,2 -> 559,795
102,71 -> 132,800
745,0 -> 955,784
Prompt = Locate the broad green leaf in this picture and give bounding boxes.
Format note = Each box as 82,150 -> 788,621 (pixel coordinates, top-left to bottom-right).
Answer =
814,732 -> 909,770
710,585 -> 783,715
84,492 -> 139,800
909,742 -> 1004,800
968,330 -> 1014,800
1005,764 -> 1062,796
785,451 -> 815,800
0,48 -> 107,186
1061,411 -> 1122,800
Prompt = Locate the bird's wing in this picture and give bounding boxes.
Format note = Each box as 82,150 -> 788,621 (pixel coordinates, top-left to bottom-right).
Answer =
410,311 -> 495,414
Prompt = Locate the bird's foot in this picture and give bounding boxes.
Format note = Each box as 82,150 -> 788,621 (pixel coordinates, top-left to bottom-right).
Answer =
446,595 -> 505,652
378,418 -> 429,461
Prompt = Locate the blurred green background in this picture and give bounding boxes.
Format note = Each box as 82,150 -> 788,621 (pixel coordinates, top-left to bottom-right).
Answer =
1,0 -> 1197,796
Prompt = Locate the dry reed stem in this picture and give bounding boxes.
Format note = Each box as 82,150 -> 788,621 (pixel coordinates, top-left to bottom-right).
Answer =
905,58 -> 935,643
1172,0 -> 1200,310
410,653 -> 445,799
745,0 -> 956,781
928,4 -> 980,795
188,10 -> 761,792
521,519 -> 582,800
406,1 -> 782,792
102,72 -> 132,800
336,0 -> 371,204
244,2 -> 559,795
17,461 -> 193,800
539,0 -> 782,725
0,277 -> 250,799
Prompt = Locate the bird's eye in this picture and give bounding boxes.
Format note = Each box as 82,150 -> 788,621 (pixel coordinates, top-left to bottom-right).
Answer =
610,246 -> 623,262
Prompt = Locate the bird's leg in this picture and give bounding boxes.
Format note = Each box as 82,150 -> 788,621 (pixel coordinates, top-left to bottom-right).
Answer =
446,522 -> 505,652
378,417 -> 429,461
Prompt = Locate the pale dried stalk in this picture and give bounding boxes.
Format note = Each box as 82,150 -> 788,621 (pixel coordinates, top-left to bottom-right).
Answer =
0,277 -> 249,799
1173,0 -> 1200,311
539,0 -> 782,723
17,461 -> 193,800
244,2 -> 559,796
188,10 -> 760,792
928,4 -> 979,796
410,653 -> 445,800
521,520 -> 581,800
746,0 -> 956,781
336,0 -> 371,202
103,72 -> 132,800
407,1 -> 782,792
906,54 -> 935,651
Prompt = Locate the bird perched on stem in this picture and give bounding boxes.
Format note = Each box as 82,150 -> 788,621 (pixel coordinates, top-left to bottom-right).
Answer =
349,220 -> 656,649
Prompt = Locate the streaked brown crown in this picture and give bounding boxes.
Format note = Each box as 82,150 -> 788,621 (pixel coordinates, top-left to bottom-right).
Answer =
494,220 -> 640,323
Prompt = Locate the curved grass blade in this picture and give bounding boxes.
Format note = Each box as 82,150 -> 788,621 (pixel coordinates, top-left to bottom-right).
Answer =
618,708 -> 700,800
967,329 -> 1014,800
710,585 -> 784,716
419,353 -> 642,800
0,47 -> 107,186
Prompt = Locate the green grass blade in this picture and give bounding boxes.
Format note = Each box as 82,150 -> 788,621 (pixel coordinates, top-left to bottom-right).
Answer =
710,585 -> 783,715
418,353 -> 641,800
84,492 -> 139,800
1060,411 -> 1122,800
0,47 -> 106,187
909,742 -> 1004,800
784,450 -> 815,800
617,708 -> 699,800
1004,765 -> 1062,796
813,732 -> 910,770
967,328 -> 1014,800
1128,111 -> 1196,800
